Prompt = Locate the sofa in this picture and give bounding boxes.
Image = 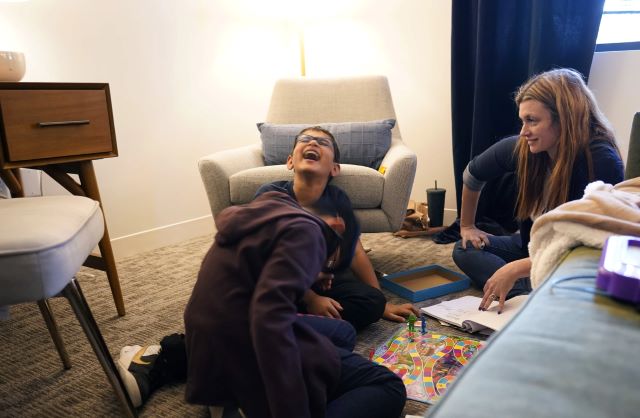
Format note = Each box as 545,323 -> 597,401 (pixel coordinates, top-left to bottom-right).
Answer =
426,246 -> 640,418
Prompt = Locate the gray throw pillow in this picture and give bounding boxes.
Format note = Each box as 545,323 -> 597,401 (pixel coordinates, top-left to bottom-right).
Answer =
257,119 -> 395,169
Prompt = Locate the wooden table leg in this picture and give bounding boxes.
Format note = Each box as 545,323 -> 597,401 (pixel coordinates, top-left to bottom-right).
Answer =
43,167 -> 86,197
0,168 -> 24,197
78,161 -> 126,316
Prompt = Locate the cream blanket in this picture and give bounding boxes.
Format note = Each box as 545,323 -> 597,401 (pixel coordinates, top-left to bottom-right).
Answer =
529,177 -> 640,288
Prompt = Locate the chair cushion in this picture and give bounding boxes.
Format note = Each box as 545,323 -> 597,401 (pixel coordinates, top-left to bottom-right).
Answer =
258,119 -> 395,169
0,196 -> 104,305
229,164 -> 384,209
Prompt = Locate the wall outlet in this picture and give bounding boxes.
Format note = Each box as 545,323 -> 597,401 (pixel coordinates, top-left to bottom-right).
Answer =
20,169 -> 43,197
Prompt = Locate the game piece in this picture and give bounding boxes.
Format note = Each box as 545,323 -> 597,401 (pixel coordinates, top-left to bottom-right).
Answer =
407,313 -> 417,332
421,314 -> 426,334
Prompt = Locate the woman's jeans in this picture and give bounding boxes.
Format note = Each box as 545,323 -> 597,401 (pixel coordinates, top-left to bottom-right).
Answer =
452,233 -> 532,299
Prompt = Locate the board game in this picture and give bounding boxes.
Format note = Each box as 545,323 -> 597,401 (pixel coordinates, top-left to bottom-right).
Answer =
371,323 -> 484,404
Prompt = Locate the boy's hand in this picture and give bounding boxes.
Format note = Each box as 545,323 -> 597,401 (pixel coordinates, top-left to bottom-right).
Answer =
383,302 -> 419,322
305,292 -> 343,319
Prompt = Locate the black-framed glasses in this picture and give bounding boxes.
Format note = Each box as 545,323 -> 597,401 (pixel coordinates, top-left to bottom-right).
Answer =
295,134 -> 333,149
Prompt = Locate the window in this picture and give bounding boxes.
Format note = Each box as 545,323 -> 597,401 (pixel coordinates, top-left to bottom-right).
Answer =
596,0 -> 640,51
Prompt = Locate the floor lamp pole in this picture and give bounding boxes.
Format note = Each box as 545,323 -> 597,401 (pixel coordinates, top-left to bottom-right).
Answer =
299,29 -> 306,76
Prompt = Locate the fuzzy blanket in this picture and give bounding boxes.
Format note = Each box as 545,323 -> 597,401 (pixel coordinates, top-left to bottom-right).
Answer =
529,177 -> 640,288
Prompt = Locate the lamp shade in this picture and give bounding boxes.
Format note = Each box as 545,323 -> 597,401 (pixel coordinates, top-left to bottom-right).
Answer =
0,51 -> 26,81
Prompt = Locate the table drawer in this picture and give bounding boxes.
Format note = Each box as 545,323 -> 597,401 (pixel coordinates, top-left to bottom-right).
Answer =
0,89 -> 114,163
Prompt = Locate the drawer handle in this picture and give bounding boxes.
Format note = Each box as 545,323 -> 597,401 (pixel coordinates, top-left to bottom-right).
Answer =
38,120 -> 90,127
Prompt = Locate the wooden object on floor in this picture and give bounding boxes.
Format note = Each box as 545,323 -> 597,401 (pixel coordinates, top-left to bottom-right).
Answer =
0,82 -> 126,316
393,226 -> 447,239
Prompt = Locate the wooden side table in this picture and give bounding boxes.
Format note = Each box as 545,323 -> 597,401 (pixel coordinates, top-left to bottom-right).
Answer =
0,82 -> 126,316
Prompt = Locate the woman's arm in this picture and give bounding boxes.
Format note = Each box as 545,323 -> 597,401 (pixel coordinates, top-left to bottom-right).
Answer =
459,136 -> 518,248
459,184 -> 491,249
478,257 -> 531,312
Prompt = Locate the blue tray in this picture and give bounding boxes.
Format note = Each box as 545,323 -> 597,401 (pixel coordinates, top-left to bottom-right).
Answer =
380,264 -> 470,302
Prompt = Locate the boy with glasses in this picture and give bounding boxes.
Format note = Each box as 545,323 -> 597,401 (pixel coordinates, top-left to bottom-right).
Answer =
256,126 -> 419,330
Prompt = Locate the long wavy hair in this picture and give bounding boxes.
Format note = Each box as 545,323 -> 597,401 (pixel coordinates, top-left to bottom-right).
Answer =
513,68 -> 619,220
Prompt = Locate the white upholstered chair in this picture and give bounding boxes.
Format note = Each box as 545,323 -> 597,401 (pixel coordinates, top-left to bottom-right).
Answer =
198,75 -> 417,232
0,196 -> 136,417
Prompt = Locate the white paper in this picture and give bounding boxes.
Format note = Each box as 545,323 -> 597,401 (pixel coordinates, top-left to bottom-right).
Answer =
421,295 -> 528,333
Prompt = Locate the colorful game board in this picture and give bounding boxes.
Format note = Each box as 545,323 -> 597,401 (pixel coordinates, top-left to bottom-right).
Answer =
372,325 -> 484,404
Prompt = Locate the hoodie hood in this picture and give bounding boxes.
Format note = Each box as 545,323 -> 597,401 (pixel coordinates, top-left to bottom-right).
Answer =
253,181 -> 359,272
214,191 -> 342,259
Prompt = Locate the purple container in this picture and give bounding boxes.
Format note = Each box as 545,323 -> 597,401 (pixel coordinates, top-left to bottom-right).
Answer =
596,236 -> 640,303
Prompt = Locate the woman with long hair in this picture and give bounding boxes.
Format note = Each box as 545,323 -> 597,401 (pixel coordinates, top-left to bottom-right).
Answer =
452,68 -> 624,311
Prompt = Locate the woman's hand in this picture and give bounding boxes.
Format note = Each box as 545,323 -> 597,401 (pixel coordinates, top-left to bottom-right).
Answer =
479,258 -> 531,312
460,225 -> 491,250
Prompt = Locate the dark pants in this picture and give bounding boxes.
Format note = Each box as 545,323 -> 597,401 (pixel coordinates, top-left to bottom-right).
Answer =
296,314 -> 356,351
311,269 -> 387,331
162,316 -> 356,385
298,316 -> 405,418
173,316 -> 405,417
328,348 -> 406,418
452,233 -> 532,299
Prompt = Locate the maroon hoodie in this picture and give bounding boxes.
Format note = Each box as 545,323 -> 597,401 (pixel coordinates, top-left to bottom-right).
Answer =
184,192 -> 341,418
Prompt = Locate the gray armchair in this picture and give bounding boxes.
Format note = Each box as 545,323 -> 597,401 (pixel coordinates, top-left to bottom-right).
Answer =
198,75 -> 417,232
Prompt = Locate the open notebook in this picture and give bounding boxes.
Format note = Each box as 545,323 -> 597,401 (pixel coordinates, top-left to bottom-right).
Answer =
421,295 -> 528,333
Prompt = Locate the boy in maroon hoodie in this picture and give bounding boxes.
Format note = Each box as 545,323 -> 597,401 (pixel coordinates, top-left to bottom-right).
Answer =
184,191 -> 405,418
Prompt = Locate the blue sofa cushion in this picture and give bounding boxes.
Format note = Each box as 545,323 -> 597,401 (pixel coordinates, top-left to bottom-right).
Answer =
257,119 -> 395,170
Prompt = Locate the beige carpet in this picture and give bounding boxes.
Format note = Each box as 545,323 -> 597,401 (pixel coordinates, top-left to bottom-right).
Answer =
0,232 -> 484,417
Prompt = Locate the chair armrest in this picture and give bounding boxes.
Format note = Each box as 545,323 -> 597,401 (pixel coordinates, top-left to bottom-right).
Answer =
198,143 -> 264,217
379,138 -> 417,231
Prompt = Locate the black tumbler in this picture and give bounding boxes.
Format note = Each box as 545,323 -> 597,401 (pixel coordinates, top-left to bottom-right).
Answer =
426,187 -> 446,227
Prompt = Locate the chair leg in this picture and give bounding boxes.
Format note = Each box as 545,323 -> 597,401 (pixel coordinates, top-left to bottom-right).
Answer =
37,299 -> 72,370
61,278 -> 137,418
